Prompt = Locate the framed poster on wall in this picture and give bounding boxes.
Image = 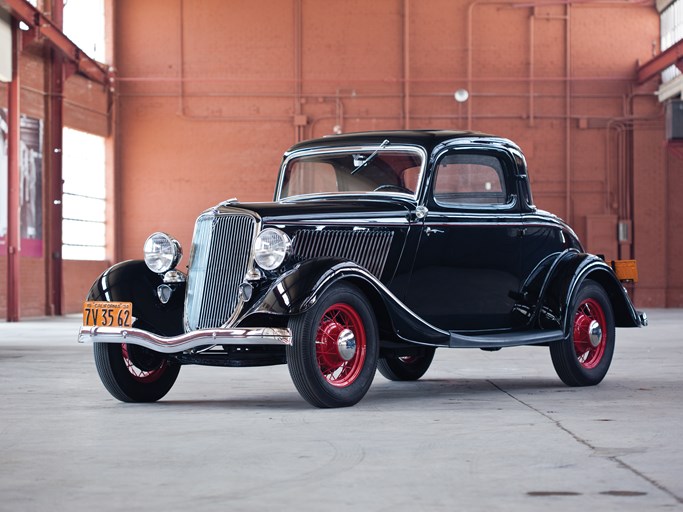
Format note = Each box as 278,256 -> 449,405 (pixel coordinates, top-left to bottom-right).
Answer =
0,108 -> 43,258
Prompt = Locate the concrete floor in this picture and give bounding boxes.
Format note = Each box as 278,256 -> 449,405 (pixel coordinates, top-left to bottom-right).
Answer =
0,310 -> 681,512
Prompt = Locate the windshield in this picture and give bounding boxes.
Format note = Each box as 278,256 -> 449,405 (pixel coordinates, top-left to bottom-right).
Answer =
278,147 -> 424,200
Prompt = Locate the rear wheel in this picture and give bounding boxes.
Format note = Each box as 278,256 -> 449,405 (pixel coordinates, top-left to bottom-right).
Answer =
378,347 -> 436,381
287,282 -> 379,408
550,280 -> 615,386
94,342 -> 180,402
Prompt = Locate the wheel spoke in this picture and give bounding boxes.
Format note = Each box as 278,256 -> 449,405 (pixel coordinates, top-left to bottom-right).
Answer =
121,344 -> 167,383
315,302 -> 366,387
572,298 -> 606,370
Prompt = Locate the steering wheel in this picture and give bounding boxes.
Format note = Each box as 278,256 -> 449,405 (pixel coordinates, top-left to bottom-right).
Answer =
373,184 -> 413,194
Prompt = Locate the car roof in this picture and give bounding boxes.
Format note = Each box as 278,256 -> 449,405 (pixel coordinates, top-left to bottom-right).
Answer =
284,130 -> 521,156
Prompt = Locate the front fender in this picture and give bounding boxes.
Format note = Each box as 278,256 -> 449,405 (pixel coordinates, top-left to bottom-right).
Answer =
243,258 -> 345,317
242,257 -> 450,346
86,260 -> 185,336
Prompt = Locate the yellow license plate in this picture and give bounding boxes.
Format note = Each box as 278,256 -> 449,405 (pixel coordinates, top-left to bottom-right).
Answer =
83,301 -> 133,327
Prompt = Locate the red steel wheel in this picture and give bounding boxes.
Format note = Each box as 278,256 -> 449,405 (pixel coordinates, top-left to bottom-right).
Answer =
572,298 -> 607,369
121,343 -> 170,384
315,303 -> 367,387
550,280 -> 615,387
94,342 -> 181,402
287,282 -> 379,408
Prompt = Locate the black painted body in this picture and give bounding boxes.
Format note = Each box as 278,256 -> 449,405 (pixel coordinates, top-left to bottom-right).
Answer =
87,130 -> 642,363
86,260 -> 185,336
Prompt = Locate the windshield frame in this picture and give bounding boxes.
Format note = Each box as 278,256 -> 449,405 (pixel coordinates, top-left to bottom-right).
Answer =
274,144 -> 428,202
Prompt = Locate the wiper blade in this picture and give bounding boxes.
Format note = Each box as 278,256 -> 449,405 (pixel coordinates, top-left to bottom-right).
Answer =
350,139 -> 390,175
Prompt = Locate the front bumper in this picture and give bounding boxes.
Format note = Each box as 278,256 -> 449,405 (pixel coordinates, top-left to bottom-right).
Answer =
78,326 -> 292,354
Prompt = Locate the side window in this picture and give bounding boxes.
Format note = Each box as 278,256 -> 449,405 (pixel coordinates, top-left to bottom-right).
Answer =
434,153 -> 508,207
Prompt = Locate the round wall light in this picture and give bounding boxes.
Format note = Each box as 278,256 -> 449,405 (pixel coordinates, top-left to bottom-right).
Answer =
454,89 -> 469,103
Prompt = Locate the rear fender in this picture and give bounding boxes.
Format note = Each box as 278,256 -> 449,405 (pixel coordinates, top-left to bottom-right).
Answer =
86,260 -> 185,336
532,252 -> 642,332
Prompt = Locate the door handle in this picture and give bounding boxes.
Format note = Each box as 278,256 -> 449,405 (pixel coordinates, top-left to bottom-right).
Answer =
425,227 -> 444,236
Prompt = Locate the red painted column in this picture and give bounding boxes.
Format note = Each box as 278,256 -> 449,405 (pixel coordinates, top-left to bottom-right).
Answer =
46,0 -> 64,316
7,19 -> 21,322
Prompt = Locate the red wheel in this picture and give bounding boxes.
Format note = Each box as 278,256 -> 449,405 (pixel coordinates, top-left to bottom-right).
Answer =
315,303 -> 367,387
287,282 -> 379,408
94,342 -> 180,402
572,298 -> 607,369
378,346 -> 436,381
550,280 -> 615,386
121,343 -> 170,383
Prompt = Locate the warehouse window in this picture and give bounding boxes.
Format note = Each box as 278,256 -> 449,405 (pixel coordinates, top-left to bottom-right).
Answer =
661,0 -> 683,82
63,0 -> 105,62
62,128 -> 106,260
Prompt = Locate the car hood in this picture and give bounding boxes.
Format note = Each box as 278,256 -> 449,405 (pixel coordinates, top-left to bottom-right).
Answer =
214,197 -> 415,224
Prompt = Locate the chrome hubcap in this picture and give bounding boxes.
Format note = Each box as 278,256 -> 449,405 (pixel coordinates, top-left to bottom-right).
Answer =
337,328 -> 357,361
588,320 -> 602,348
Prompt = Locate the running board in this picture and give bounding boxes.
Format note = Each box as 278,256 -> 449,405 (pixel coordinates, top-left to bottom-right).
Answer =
449,329 -> 565,349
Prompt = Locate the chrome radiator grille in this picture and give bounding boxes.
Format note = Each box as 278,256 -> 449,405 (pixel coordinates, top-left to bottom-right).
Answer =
292,229 -> 394,278
185,212 -> 256,331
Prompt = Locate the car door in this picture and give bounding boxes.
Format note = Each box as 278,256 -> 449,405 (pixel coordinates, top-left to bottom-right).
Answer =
405,147 -> 525,332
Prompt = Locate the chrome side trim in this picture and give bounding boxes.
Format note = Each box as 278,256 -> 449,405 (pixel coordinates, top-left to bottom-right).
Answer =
78,326 -> 292,354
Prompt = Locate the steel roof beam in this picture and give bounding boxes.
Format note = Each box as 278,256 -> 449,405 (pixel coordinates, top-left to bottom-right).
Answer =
637,39 -> 683,85
0,0 -> 110,85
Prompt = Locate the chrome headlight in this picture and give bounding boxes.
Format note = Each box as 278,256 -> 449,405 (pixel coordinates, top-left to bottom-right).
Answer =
254,228 -> 291,271
144,232 -> 182,274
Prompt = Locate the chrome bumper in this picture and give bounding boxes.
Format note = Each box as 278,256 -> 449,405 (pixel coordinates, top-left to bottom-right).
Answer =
78,326 -> 292,354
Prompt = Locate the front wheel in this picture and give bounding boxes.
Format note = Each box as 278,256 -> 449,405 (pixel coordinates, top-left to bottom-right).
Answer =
550,280 -> 615,386
286,282 -> 379,408
93,342 -> 181,402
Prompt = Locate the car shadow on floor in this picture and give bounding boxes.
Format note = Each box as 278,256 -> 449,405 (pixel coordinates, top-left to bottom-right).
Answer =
150,376 -> 579,410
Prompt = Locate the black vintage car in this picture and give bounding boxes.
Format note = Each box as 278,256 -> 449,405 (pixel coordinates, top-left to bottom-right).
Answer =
79,130 -> 647,408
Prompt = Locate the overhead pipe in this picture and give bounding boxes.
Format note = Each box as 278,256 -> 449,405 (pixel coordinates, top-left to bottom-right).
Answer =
565,3 -> 572,223
467,0 -> 574,221
403,0 -> 410,129
604,105 -> 664,260
175,0 -> 302,127
529,9 -> 535,127
293,0 -> 304,142
119,75 -> 635,85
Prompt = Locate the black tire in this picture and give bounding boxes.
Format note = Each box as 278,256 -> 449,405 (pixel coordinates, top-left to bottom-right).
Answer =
286,282 -> 379,408
93,342 -> 181,402
377,347 -> 436,381
550,280 -> 615,386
